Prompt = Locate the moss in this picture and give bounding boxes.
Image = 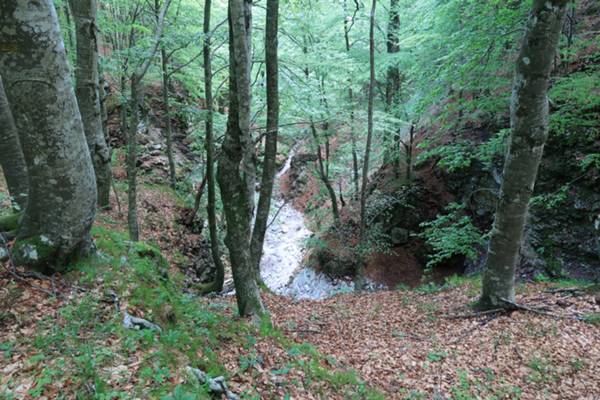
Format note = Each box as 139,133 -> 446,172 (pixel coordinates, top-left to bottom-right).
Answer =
12,234 -> 59,270
0,212 -> 21,232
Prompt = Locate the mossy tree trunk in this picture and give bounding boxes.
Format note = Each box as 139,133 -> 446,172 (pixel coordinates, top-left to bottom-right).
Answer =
0,77 -> 28,212
250,0 -> 279,281
69,0 -> 112,209
0,0 -> 97,270
477,0 -> 569,310
218,0 -> 265,317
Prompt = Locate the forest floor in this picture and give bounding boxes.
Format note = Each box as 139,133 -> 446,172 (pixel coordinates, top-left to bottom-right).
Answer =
2,171 -> 600,399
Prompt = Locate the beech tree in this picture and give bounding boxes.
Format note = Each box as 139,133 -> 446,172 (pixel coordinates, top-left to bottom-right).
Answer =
200,0 -> 226,294
217,0 -> 265,317
0,77 -> 28,213
250,0 -> 280,279
0,0 -> 97,269
69,0 -> 112,209
477,0 -> 569,310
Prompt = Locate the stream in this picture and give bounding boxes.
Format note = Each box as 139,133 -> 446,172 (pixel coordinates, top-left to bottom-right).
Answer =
259,147 -> 355,300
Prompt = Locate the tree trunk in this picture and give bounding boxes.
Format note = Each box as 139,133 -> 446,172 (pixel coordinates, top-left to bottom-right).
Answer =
200,0 -> 226,294
0,0 -> 97,270
477,0 -> 568,310
126,0 -> 172,242
160,48 -> 177,189
384,0 -> 401,167
360,0 -> 377,240
70,0 -> 112,209
217,0 -> 264,317
127,77 -> 141,242
250,0 -> 279,280
310,120 -> 340,223
0,77 -> 28,212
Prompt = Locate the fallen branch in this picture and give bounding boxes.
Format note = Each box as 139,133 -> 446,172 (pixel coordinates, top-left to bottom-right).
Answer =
500,298 -> 585,321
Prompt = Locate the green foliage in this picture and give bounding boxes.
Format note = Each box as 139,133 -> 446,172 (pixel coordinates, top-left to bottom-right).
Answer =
418,203 -> 486,268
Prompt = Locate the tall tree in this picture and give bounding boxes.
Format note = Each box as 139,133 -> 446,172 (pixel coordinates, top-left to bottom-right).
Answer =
0,77 -> 28,212
0,0 -> 97,269
477,0 -> 569,310
70,0 -> 112,209
127,0 -> 172,242
217,0 -> 265,317
250,0 -> 280,279
360,0 -> 377,240
343,0 -> 361,199
200,0 -> 226,294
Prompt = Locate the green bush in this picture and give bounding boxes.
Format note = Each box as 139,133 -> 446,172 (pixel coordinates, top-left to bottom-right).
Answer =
418,203 -> 487,268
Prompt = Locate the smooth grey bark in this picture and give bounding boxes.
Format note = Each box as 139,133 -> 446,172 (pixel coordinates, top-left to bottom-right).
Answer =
0,0 -> 96,269
199,0 -> 226,295
217,0 -> 265,317
478,0 -> 568,310
127,0 -> 172,242
250,0 -> 279,281
0,77 -> 28,212
70,0 -> 112,209
385,0 -> 402,173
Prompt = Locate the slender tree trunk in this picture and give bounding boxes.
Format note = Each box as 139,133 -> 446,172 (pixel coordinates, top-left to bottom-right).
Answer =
250,0 -> 279,280
127,77 -> 141,241
343,0 -> 360,199
384,0 -> 401,167
70,0 -> 112,209
160,50 -> 177,188
0,77 -> 28,212
201,0 -> 226,294
126,0 -> 172,242
477,0 -> 569,310
0,0 -> 97,270
360,0 -> 377,240
310,120 -> 340,223
217,0 -> 264,317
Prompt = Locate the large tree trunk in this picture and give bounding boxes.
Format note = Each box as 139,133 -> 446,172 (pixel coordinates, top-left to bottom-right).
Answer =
70,0 -> 112,209
0,0 -> 97,270
384,0 -> 402,171
250,0 -> 279,280
0,77 -> 28,212
477,0 -> 568,310
218,0 -> 265,317
200,0 -> 226,294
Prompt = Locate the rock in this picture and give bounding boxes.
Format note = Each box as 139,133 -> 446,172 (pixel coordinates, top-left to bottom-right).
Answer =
122,312 -> 162,332
185,367 -> 239,400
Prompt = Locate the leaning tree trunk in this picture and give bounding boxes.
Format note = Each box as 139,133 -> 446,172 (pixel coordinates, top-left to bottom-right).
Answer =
0,77 -> 28,212
201,0 -> 226,294
70,0 -> 112,209
477,0 -> 568,310
217,0 -> 265,317
0,0 -> 97,270
250,0 -> 279,280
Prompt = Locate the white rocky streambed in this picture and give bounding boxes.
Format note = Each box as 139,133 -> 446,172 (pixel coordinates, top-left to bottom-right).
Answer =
258,147 -> 355,300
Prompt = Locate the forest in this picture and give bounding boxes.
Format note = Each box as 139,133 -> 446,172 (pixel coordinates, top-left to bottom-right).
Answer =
0,0 -> 599,398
